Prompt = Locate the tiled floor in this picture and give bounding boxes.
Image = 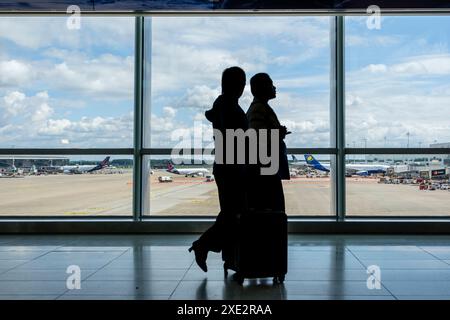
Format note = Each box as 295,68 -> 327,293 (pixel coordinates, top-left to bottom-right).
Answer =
1,234 -> 450,300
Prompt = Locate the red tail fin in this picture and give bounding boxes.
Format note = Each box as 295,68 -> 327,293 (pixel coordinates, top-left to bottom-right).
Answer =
100,156 -> 110,167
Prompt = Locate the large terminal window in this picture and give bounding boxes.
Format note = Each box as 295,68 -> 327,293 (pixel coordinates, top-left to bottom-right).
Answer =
345,16 -> 450,149
345,154 -> 450,217
345,16 -> 450,217
144,17 -> 332,217
0,14 -> 449,220
0,17 -> 134,216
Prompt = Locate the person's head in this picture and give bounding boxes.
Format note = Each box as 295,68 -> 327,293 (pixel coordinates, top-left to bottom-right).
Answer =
221,66 -> 246,98
250,73 -> 276,101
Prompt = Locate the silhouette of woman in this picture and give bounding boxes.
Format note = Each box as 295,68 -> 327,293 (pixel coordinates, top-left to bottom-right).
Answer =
246,73 -> 289,212
189,66 -> 248,272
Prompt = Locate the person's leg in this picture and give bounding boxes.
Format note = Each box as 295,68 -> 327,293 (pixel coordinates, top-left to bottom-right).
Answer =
190,169 -> 247,271
193,174 -> 226,253
216,173 -> 227,213
199,169 -> 245,252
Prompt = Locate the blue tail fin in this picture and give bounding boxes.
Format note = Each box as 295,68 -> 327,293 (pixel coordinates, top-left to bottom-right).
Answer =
304,154 -> 330,172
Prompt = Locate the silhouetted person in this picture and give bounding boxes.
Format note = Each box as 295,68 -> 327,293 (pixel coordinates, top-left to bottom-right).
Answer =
246,73 -> 289,212
189,66 -> 248,272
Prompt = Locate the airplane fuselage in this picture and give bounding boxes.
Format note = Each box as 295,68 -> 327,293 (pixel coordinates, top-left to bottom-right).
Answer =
169,168 -> 209,176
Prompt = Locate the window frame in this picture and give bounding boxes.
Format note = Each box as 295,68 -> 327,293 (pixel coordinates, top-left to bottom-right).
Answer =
0,12 -> 449,225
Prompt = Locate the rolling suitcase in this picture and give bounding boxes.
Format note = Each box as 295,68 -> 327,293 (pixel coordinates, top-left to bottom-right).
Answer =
222,210 -> 288,285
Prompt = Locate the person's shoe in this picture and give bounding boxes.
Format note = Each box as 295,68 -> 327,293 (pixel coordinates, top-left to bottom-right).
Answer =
188,244 -> 208,272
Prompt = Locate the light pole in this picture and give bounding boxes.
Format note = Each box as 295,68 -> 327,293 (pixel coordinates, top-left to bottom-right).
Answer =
361,138 -> 367,163
352,141 -> 356,162
406,132 -> 410,149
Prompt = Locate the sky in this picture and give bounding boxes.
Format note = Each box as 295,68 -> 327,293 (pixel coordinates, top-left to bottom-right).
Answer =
0,15 -> 449,152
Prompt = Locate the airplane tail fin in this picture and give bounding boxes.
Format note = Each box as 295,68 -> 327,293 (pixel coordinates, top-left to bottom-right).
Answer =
100,156 -> 110,167
304,154 -> 319,165
292,155 -> 298,161
86,156 -> 110,173
304,154 -> 330,172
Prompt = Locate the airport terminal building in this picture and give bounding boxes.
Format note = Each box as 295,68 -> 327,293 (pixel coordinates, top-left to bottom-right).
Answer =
1,0 -> 450,303
0,155 -> 69,168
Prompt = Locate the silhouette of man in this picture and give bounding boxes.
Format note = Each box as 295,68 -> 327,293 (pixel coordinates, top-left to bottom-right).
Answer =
246,73 -> 289,212
189,66 -> 248,272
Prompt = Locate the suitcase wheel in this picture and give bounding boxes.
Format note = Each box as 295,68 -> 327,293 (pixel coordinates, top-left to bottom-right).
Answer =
233,273 -> 244,285
273,275 -> 285,284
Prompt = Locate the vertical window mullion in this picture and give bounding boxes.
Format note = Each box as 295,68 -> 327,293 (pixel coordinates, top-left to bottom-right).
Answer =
336,16 -> 346,222
133,16 -> 145,221
330,15 -> 346,222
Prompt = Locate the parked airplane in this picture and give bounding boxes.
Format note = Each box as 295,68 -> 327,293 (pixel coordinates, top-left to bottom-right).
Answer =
62,157 -> 111,174
291,155 -> 306,165
167,163 -> 209,177
304,154 -> 391,176
0,163 -> 18,176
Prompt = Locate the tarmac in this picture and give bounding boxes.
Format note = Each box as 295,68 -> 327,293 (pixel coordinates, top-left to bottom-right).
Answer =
0,170 -> 449,216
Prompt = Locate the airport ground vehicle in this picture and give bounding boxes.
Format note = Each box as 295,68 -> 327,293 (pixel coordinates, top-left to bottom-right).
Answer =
158,176 -> 173,183
205,175 -> 215,182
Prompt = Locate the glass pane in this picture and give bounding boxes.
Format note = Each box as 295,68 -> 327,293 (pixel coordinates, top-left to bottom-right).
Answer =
146,16 -> 331,149
146,155 -> 218,216
146,154 -> 332,216
285,154 -> 332,216
345,16 -> 450,148
0,17 -> 134,148
0,155 -> 133,216
346,154 -> 450,216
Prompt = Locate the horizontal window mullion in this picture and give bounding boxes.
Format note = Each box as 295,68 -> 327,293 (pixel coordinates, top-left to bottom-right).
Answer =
142,148 -> 337,155
1,10 -> 450,16
346,148 -> 450,155
0,148 -> 134,155
143,148 -> 211,155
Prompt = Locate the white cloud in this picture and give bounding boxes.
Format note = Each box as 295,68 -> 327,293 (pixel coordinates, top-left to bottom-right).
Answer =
362,64 -> 388,74
2,91 -> 26,118
0,17 -> 134,50
150,113 -> 176,134
346,54 -> 450,147
346,35 -> 402,47
1,90 -> 53,125
0,90 -> 133,147
346,94 -> 364,108
162,106 -> 177,118
31,102 -> 53,122
391,54 -> 450,75
276,74 -> 329,89
182,85 -> 221,110
0,53 -> 133,99
0,60 -> 34,87
44,53 -> 134,98
2,15 -> 449,150
36,113 -> 133,147
151,17 -> 330,94
354,54 -> 450,78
